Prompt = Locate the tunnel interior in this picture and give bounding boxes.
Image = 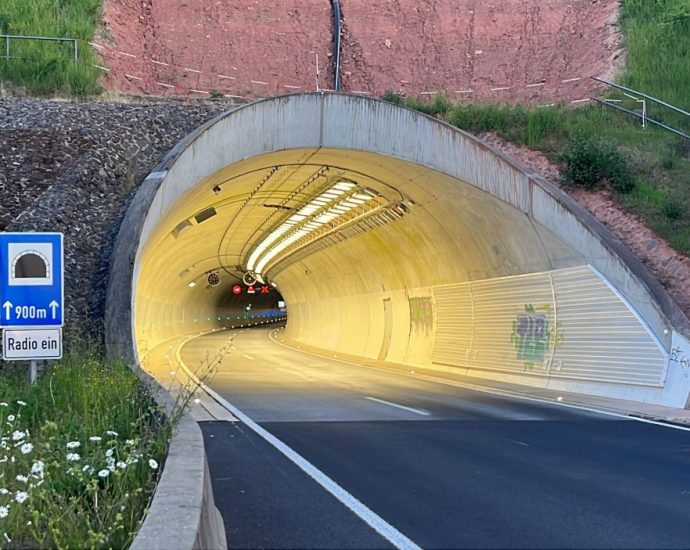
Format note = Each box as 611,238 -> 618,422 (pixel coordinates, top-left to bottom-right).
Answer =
134,147 -> 667,394
125,94 -> 689,408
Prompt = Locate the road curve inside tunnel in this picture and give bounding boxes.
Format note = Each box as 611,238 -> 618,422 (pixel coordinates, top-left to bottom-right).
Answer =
105,93 -> 690,408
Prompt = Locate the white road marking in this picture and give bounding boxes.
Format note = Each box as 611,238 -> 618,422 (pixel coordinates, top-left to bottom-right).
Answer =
267,330 -> 690,433
365,397 -> 430,417
175,337 -> 423,550
242,353 -> 255,360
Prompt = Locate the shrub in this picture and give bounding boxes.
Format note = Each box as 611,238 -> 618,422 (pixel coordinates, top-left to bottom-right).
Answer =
405,94 -> 451,117
559,136 -> 636,193
381,90 -> 404,105
559,136 -> 607,189
662,193 -> 685,220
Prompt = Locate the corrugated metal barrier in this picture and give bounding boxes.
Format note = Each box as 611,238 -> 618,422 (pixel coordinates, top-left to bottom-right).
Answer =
432,265 -> 667,387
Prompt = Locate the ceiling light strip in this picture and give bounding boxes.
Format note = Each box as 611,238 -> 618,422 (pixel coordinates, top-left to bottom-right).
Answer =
247,180 -> 369,274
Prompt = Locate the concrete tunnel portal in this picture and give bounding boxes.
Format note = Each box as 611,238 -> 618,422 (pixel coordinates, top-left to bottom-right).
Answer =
109,93 -> 690,409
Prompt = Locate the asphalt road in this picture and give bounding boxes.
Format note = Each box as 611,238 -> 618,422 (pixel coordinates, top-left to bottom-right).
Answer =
182,327 -> 690,549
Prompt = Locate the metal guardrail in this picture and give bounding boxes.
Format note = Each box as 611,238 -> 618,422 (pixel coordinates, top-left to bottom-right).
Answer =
1,34 -> 79,64
591,76 -> 689,140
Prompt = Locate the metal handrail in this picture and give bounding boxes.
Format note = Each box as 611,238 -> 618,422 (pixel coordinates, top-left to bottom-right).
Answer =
592,76 -> 690,119
591,97 -> 690,140
1,34 -> 79,64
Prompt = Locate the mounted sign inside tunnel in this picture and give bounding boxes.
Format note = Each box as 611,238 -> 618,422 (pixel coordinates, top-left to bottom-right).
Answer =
121,93 -> 690,408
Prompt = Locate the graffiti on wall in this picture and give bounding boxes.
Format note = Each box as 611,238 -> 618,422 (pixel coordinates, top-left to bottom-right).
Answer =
669,334 -> 690,377
409,296 -> 433,336
510,304 -> 562,371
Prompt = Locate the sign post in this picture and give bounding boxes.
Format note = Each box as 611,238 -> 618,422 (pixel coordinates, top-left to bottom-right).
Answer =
0,233 -> 64,381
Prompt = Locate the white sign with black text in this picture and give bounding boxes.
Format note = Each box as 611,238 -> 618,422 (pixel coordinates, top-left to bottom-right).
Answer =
2,328 -> 62,360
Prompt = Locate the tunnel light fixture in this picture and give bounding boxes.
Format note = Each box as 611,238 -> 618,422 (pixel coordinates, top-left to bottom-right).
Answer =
246,180 -> 375,275
187,281 -> 197,288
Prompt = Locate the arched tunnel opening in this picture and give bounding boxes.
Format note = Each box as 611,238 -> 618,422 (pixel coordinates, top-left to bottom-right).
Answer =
110,93 -> 690,409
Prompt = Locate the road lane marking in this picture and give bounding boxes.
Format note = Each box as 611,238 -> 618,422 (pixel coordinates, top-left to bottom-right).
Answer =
175,337 -> 423,550
365,397 -> 430,416
242,353 -> 254,360
266,330 -> 690,433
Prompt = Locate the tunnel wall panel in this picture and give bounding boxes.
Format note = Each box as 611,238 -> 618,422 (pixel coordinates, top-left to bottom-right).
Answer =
432,265 -> 667,387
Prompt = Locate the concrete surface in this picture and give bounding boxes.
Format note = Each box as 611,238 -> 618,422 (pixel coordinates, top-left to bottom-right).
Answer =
129,342 -> 227,550
116,93 -> 690,408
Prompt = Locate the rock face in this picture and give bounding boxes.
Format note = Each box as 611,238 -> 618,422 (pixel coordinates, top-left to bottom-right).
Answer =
0,97 -> 235,350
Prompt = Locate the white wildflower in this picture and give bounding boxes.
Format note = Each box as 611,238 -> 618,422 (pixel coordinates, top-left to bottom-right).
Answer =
0,403 -> 7,407
11,431 -> 25,441
0,488 -> 7,495
82,465 -> 95,475
7,415 -> 14,422
106,430 -> 118,437
0,456 -> 7,464
66,441 -> 81,449
89,436 -> 102,443
20,443 -> 33,455
97,469 -> 109,478
148,458 -> 158,470
16,401 -> 26,407
3,532 -> 10,543
14,492 -> 28,504
105,448 -> 114,458
66,453 -> 80,462
0,441 -> 7,450
26,521 -> 31,526
15,475 -> 28,483
31,461 -> 44,475
0,507 -> 8,519
125,439 -> 135,445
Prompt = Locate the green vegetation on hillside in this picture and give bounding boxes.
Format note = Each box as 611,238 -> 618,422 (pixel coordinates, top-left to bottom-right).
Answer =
0,355 -> 168,548
0,0 -> 102,95
384,0 -> 690,257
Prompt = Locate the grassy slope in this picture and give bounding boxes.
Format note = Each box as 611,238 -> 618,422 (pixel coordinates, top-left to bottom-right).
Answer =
395,0 -> 690,255
0,0 -> 102,95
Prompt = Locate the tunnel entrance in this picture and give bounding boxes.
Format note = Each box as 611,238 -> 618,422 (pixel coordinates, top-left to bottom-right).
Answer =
118,93 -> 690,408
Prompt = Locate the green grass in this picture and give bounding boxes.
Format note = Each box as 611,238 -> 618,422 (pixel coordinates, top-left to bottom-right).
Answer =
385,1 -> 690,256
0,355 -> 169,548
620,0 -> 690,128
0,0 -> 102,95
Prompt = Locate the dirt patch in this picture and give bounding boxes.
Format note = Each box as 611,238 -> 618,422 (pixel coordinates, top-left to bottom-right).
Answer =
340,0 -> 620,102
97,0 -> 333,97
480,132 -> 690,320
97,0 -> 621,103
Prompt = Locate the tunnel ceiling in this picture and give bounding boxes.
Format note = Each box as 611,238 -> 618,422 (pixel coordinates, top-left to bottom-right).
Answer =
138,148 -> 583,310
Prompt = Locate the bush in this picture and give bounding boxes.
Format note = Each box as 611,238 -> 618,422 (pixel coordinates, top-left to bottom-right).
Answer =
662,193 -> 685,220
381,90 -> 404,105
559,136 -> 606,189
405,94 -> 451,117
559,136 -> 636,193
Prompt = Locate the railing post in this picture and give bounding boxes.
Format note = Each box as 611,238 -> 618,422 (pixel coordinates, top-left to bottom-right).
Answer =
73,39 -> 78,65
4,36 -> 9,61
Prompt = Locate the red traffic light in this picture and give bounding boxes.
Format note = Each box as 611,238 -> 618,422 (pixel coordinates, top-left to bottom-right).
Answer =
232,285 -> 242,295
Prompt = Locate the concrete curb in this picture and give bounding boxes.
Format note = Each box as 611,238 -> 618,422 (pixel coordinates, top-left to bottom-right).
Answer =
129,367 -> 227,550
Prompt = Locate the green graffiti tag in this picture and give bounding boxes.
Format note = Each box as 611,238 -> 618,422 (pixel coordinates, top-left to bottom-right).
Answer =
510,303 -> 558,371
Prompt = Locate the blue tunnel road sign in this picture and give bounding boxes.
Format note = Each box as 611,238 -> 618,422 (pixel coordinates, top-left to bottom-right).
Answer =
0,233 -> 64,327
